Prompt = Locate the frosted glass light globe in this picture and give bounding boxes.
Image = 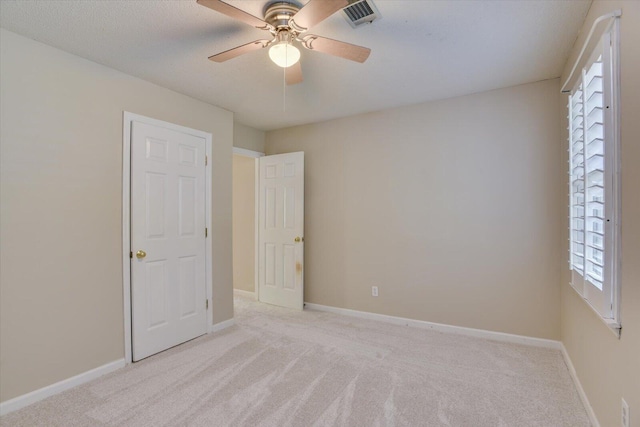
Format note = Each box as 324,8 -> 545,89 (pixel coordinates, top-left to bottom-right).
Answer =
269,41 -> 301,68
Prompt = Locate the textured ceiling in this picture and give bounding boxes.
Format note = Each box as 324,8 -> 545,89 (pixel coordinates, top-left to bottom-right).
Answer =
0,0 -> 591,131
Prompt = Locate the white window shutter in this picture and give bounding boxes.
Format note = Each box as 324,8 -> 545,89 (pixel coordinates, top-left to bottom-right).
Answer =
567,27 -> 619,324
583,55 -> 605,291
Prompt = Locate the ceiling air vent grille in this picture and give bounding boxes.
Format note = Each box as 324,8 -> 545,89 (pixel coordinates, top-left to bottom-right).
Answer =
342,0 -> 381,28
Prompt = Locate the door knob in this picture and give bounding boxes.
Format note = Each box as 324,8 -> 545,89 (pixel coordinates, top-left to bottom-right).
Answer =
136,250 -> 147,259
294,237 -> 303,243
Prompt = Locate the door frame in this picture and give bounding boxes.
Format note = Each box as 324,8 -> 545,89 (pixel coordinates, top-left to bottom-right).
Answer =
122,112 -> 213,364
232,147 -> 264,301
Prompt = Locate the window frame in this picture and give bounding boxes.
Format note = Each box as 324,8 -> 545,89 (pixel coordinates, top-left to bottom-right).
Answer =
567,20 -> 621,334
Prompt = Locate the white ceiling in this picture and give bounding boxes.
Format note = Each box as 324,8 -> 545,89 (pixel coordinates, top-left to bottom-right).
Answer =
0,0 -> 591,131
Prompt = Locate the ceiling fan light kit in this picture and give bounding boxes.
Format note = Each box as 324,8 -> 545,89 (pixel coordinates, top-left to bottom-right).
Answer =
269,42 -> 300,68
268,30 -> 301,68
197,0 -> 371,84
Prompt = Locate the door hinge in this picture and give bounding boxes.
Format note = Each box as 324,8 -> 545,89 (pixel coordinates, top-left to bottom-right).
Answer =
205,227 -> 208,237
130,251 -> 133,259
206,299 -> 209,310
205,155 -> 208,166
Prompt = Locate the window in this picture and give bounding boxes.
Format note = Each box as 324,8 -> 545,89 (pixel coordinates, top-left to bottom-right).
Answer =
567,24 -> 620,330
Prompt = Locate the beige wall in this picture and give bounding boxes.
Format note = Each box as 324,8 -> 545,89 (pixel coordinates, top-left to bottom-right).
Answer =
232,155 -> 256,292
559,2 -> 640,426
233,123 -> 265,153
266,78 -> 563,340
0,29 -> 234,402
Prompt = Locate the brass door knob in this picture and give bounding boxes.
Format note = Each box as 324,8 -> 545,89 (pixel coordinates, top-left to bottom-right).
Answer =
294,237 -> 303,243
136,250 -> 147,259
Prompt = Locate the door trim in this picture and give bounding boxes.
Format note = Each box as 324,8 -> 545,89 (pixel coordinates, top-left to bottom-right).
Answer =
233,147 -> 264,159
122,112 -> 213,364
232,147 -> 264,300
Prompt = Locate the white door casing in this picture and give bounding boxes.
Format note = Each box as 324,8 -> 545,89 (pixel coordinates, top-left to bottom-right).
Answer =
130,120 -> 207,361
258,152 -> 304,310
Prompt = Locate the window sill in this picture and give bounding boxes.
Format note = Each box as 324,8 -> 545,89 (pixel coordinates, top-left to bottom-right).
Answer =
569,283 -> 621,339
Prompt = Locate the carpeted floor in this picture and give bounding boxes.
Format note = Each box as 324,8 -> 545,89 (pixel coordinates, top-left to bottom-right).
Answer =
1,295 -> 590,426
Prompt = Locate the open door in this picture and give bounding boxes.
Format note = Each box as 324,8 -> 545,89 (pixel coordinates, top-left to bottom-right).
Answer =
258,152 -> 304,310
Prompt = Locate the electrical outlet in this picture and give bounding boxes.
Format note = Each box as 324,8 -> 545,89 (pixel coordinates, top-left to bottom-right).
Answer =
622,398 -> 629,427
371,286 -> 379,297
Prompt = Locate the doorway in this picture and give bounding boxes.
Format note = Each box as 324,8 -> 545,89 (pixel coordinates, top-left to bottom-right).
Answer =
232,148 -> 305,310
232,148 -> 263,300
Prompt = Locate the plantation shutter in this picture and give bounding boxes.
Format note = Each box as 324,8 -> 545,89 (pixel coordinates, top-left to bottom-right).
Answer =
567,30 -> 616,321
583,55 -> 605,290
569,87 -> 585,278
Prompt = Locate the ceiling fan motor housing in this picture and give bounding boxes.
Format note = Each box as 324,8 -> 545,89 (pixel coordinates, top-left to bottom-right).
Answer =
264,3 -> 301,32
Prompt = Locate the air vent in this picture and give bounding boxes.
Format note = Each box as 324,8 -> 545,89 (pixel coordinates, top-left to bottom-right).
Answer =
342,0 -> 381,28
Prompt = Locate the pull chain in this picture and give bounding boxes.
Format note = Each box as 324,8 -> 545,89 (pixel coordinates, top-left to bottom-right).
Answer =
283,63 -> 286,112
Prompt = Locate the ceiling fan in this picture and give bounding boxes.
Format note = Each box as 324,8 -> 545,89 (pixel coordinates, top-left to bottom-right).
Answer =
197,0 -> 371,85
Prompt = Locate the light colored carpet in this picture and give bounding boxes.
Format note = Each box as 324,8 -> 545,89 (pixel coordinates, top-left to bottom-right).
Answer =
1,295 -> 590,426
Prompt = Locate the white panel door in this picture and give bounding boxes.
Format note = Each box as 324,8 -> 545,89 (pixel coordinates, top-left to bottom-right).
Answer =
131,121 -> 207,361
258,152 -> 304,310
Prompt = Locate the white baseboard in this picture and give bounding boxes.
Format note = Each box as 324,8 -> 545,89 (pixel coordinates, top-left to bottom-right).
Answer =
560,344 -> 600,427
209,318 -> 235,333
304,302 -> 562,349
0,358 -> 125,416
233,289 -> 256,300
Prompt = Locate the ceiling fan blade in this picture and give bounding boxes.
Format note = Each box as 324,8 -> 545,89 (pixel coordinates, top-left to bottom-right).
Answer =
290,0 -> 349,31
197,0 -> 272,30
285,62 -> 303,85
300,35 -> 371,63
208,40 -> 271,62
